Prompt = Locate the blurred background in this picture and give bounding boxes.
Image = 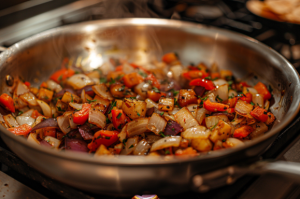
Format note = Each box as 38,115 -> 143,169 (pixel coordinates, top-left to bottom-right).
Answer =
1,1 -> 300,199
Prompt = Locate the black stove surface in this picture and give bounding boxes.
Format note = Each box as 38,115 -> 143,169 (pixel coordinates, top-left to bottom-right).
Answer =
1,0 -> 300,199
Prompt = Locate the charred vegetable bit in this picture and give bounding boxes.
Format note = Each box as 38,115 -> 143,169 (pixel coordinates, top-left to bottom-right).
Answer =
2,53 -> 276,156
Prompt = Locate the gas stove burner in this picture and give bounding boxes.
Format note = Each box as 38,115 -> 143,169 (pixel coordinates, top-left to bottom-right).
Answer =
185,5 -> 223,19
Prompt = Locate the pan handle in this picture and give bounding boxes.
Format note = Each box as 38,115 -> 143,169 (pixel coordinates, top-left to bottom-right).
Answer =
192,160 -> 300,192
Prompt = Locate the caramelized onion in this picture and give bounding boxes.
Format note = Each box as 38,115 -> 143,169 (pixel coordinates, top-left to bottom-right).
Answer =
44,136 -> 61,149
147,113 -> 167,135
205,115 -> 229,128
235,100 -> 253,115
174,107 -> 199,130
120,137 -> 138,155
67,74 -> 94,90
36,100 -> 52,117
57,115 -> 71,134
127,118 -> 149,137
181,126 -> 211,139
16,116 -> 35,126
133,139 -> 151,155
88,108 -> 106,128
92,84 -> 113,100
150,136 -> 181,152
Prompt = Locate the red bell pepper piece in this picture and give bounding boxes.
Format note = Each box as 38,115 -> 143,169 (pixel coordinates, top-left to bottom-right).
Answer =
203,100 -> 229,112
0,93 -> 15,113
254,82 -> 271,101
130,63 -> 150,74
250,106 -> 268,122
233,125 -> 254,139
183,70 -> 209,80
228,97 -> 238,108
31,110 -> 43,119
50,68 -> 75,83
115,65 -> 123,71
112,109 -> 129,131
238,93 -> 252,104
226,108 -> 235,114
72,103 -> 91,125
43,127 -> 56,138
24,81 -> 31,87
40,82 -> 48,88
122,73 -> 143,88
211,73 -> 220,80
162,52 -> 178,64
145,74 -> 161,89
87,130 -> 119,152
7,124 -> 32,135
189,78 -> 215,90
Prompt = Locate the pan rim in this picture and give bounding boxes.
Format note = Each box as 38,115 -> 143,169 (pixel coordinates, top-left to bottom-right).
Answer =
0,18 -> 299,166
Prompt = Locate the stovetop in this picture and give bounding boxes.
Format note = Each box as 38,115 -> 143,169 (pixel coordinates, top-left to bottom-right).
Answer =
1,0 -> 300,199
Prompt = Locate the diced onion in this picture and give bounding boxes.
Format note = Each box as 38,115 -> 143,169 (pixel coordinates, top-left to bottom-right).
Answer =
36,99 -> 52,117
122,63 -> 135,74
145,98 -> 158,109
68,115 -> 78,129
118,124 -> 127,142
181,126 -> 211,139
3,114 -> 19,128
81,89 -> 86,103
134,82 -> 151,99
120,137 -> 139,155
174,107 -> 199,130
196,108 -> 209,125
215,84 -> 228,101
213,79 -> 227,87
264,100 -> 270,111
168,107 -> 180,115
235,100 -> 253,115
19,92 -> 38,106
150,136 -> 181,152
69,102 -> 83,110
127,118 -> 149,137
92,84 -> 113,100
205,115 -> 229,128
147,113 -> 167,135
27,133 -> 40,145
44,136 -> 61,149
252,94 -> 264,108
133,139 -> 151,155
187,104 -> 198,118
67,74 -> 94,90
228,90 -> 237,98
16,81 -> 29,96
170,65 -> 183,82
223,138 -> 245,148
16,116 -> 35,126
88,108 -> 106,128
145,134 -> 162,144
250,122 -> 268,139
46,80 -> 62,92
21,109 -> 34,117
247,88 -> 258,95
57,115 -> 71,134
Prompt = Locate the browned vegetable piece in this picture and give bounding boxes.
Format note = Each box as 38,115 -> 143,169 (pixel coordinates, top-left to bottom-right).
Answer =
220,70 -> 232,79
158,97 -> 174,111
91,102 -> 107,114
95,144 -> 111,156
210,120 -> 232,143
30,87 -> 39,95
19,92 -> 38,106
110,83 -> 125,98
122,98 -> 146,120
265,112 -> 275,125
61,92 -> 81,103
56,100 -> 68,113
180,139 -> 189,148
38,88 -> 54,103
178,89 -> 197,107
191,138 -> 213,152
115,99 -> 123,109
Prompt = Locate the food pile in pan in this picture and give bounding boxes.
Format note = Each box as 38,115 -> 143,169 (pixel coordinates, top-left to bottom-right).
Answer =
0,52 -> 275,156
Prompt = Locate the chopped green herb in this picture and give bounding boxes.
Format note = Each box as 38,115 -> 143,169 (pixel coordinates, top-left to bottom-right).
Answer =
228,86 -> 232,91
117,112 -> 122,119
170,89 -> 179,96
52,114 -> 55,118
212,77 -> 219,81
109,78 -> 116,85
231,119 -> 235,122
165,150 -> 170,155
159,131 -> 166,138
94,68 -> 102,75
89,123 -> 95,128
205,114 -> 210,117
216,95 -> 223,102
147,80 -> 153,85
129,144 -> 134,149
222,139 -> 226,142
46,140 -> 50,143
108,101 -> 117,114
58,75 -> 63,81
86,99 -> 97,103
201,96 -> 208,101
44,96 -> 49,100
57,107 -> 65,112
137,112 -> 140,116
97,136 -> 101,139
138,71 -> 148,78
250,102 -> 255,106
71,94 -> 73,102
172,128 -> 175,131
105,136 -> 111,140
75,71 -> 80,74
204,76 -> 211,80
17,111 -> 23,116
228,94 -> 235,99
160,112 -> 164,116
115,75 -> 122,81
152,86 -> 160,93
100,77 -> 107,83
67,125 -> 70,129
210,123 -> 218,130
268,85 -> 273,93
62,135 -> 67,139
174,98 -> 181,108
227,80 -> 233,85
225,75 -> 232,81
106,118 -> 110,123
122,139 -> 127,146
130,97 -> 136,99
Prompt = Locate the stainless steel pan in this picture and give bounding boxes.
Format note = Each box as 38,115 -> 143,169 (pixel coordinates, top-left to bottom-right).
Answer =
0,18 -> 300,196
